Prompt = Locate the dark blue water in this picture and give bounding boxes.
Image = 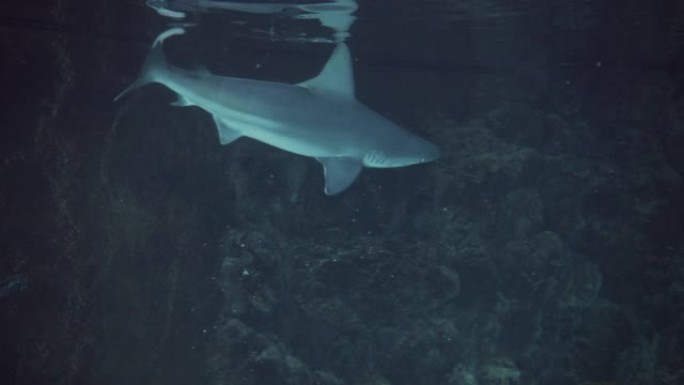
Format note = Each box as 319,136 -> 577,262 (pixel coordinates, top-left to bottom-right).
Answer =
1,1 -> 682,384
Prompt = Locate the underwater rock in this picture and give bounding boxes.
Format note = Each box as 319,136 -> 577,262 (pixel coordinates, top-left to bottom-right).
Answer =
210,317 -> 333,385
478,358 -> 521,385
447,364 -> 478,385
0,275 -> 28,300
559,262 -> 603,308
487,103 -> 547,149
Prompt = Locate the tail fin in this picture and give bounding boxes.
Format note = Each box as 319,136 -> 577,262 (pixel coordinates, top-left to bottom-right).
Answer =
114,27 -> 185,101
114,42 -> 167,101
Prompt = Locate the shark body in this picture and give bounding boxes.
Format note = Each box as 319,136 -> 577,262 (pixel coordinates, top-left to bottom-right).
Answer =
116,37 -> 439,195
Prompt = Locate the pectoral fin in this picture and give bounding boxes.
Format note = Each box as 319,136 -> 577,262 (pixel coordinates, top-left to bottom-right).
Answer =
316,157 -> 362,195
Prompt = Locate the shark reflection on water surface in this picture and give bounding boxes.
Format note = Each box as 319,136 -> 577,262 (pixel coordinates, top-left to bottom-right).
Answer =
145,0 -> 358,40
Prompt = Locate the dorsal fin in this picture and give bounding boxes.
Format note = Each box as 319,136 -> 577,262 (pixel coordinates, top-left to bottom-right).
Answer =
299,43 -> 355,99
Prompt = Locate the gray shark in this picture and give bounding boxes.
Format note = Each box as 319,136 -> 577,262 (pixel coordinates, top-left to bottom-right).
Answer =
116,37 -> 440,195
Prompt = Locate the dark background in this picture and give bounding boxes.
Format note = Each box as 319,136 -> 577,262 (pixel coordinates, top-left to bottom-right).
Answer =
1,0 -> 683,384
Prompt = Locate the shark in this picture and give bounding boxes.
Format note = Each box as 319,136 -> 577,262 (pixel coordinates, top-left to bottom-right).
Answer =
115,32 -> 440,195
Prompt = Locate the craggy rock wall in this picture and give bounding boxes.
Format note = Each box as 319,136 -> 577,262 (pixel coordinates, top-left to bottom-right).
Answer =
1,1 -> 226,384
1,1 -> 683,385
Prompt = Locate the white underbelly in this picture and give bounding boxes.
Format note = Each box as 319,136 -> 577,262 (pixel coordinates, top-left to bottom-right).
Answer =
246,124 -> 335,157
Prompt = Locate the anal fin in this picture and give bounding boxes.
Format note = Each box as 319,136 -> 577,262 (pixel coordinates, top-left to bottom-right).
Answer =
170,95 -> 194,107
214,116 -> 243,145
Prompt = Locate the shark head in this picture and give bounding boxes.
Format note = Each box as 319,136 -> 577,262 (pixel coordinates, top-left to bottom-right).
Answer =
363,131 -> 441,168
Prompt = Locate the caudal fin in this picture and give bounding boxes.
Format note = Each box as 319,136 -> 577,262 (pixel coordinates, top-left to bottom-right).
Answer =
114,25 -> 190,102
114,41 -> 167,101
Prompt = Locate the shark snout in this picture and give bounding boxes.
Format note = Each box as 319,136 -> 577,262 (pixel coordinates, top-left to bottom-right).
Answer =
419,141 -> 441,163
404,136 -> 440,166
375,138 -> 440,168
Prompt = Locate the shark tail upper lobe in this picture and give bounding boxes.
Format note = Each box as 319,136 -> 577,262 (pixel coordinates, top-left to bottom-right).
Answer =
114,41 -> 167,101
